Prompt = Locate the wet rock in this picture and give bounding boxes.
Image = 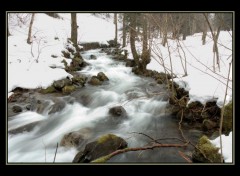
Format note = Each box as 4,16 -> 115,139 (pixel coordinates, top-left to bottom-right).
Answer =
125,59 -> 135,67
97,72 -> 109,81
53,79 -> 72,90
40,85 -> 56,94
73,134 -> 127,163
88,76 -> 102,86
109,106 -> 127,117
8,121 -> 40,134
69,57 -> 84,71
36,101 -> 50,114
192,135 -> 221,163
72,75 -> 87,86
202,119 -> 217,131
60,128 -> 92,148
12,105 -> 22,113
48,101 -> 66,114
90,54 -> 97,60
62,85 -> 76,94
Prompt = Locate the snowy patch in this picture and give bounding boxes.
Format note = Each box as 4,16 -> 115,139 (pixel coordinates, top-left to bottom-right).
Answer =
210,132 -> 232,163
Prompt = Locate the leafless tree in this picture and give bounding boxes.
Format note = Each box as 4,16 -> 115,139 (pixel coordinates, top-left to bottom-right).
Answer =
27,13 -> 35,44
71,13 -> 78,46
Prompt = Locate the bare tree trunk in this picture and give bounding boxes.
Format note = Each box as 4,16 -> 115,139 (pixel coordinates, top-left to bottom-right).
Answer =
129,13 -> 139,65
71,13 -> 78,46
114,13 -> 118,45
162,31 -> 167,47
122,13 -> 126,47
27,13 -> 35,44
140,15 -> 149,72
202,14 -> 208,45
203,13 -> 221,72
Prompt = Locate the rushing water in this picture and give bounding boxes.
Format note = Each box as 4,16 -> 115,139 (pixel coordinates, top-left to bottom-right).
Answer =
8,49 -> 201,163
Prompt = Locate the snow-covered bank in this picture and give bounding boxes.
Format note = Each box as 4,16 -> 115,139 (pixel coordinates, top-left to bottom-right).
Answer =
211,132 -> 232,163
147,32 -> 232,107
8,13 -> 115,93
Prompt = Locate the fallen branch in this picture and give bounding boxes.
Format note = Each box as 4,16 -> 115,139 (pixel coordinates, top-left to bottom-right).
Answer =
91,142 -> 188,163
53,142 -> 58,163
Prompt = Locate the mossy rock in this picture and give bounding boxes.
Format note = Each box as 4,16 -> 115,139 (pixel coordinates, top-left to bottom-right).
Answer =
187,101 -> 203,109
222,101 -> 232,135
53,79 -> 72,90
62,85 -> 76,94
192,135 -> 221,163
97,134 -> 118,144
97,72 -> 109,81
202,119 -> 217,131
40,85 -> 56,94
73,134 -> 127,163
88,76 -> 102,86
72,75 -> 87,86
61,59 -> 68,68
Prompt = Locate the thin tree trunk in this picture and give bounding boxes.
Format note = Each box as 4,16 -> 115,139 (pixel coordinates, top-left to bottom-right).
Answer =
114,13 -> 118,45
71,13 -> 78,46
27,13 -> 35,44
122,14 -> 126,47
129,13 -> 139,65
202,16 -> 208,45
140,15 -> 149,72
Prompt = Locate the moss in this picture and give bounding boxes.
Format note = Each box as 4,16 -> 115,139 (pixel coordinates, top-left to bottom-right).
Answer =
61,59 -> 68,68
62,85 -> 76,94
40,85 -> 56,94
91,154 -> 112,163
196,135 -> 221,162
222,101 -> 232,135
97,134 -> 118,144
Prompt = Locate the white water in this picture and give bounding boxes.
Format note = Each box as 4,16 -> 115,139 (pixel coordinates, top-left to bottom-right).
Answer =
8,49 -> 193,163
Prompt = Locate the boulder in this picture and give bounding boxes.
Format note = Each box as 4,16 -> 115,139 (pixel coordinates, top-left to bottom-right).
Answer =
69,57 -> 84,71
90,54 -> 97,60
48,101 -> 66,114
72,75 -> 87,86
60,128 -> 92,148
109,106 -> 127,117
88,76 -> 102,86
73,134 -> 127,163
53,79 -> 72,90
202,119 -> 217,131
62,85 -> 76,94
40,85 -> 56,94
192,135 -> 221,163
9,121 -> 40,134
97,72 -> 109,81
12,105 -> 22,113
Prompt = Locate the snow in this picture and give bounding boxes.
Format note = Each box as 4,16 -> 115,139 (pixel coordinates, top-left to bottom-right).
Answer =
210,132 -> 232,163
8,13 -> 115,92
146,32 -> 232,107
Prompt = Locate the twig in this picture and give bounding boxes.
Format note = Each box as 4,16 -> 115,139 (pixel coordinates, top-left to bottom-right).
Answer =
53,142 -> 58,163
219,61 -> 232,163
178,151 -> 192,163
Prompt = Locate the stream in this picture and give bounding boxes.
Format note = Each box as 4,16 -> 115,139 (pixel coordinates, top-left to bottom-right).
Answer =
8,49 -> 203,163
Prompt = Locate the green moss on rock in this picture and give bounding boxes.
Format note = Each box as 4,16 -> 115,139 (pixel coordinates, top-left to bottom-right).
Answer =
97,134 -> 118,144
62,85 -> 76,94
222,101 -> 232,135
40,85 -> 56,94
192,135 -> 221,163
